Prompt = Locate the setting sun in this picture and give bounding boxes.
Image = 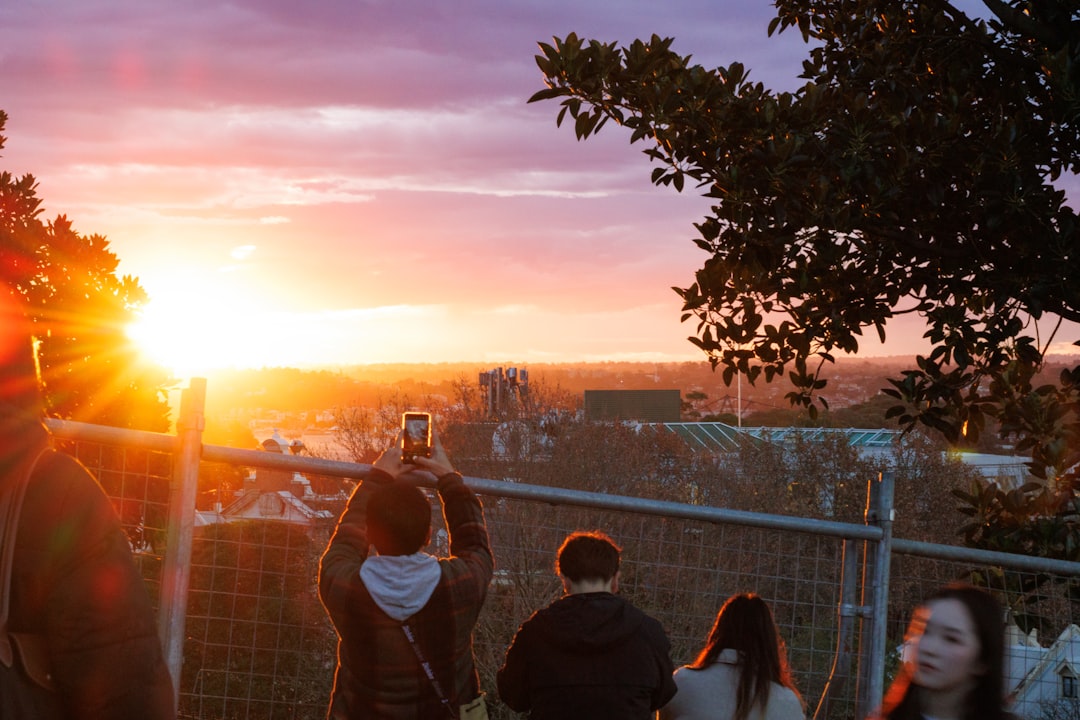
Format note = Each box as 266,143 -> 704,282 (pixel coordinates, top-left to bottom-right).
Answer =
128,293 -> 267,378
125,273 -> 463,377
126,272 -> 330,377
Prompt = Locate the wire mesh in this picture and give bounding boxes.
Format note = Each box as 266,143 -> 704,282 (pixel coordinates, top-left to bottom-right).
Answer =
181,518 -> 337,720
477,500 -> 852,719
48,431 -> 1080,720
161,456 -> 863,720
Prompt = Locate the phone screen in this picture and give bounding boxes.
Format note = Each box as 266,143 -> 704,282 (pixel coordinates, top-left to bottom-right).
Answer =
401,412 -> 431,462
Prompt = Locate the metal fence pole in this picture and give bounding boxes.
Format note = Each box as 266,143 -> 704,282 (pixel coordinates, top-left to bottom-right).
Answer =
856,470 -> 895,719
158,378 -> 206,712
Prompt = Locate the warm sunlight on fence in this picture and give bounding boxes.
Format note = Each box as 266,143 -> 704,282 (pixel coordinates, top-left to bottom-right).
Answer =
49,418 -> 1080,720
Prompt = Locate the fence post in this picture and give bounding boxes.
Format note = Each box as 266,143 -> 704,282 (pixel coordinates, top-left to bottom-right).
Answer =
856,470 -> 895,719
158,377 -> 206,712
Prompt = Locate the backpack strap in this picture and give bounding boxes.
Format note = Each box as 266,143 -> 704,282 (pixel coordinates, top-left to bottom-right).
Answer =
0,444 -> 52,666
401,622 -> 458,720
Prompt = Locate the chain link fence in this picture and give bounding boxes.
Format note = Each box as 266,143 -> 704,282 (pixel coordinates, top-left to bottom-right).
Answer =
47,413 -> 1080,720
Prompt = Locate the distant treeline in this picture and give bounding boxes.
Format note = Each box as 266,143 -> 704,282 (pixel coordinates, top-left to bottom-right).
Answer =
195,355 -> 1078,444
197,358 -> 920,414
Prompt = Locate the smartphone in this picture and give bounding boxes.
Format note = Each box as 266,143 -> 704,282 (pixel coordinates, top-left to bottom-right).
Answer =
401,412 -> 432,463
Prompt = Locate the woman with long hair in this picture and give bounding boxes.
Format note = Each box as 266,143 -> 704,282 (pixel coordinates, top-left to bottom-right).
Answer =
660,593 -> 804,720
872,583 -> 1012,720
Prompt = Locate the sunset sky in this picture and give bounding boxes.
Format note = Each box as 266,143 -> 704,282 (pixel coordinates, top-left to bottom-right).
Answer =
2,0 -> 1071,377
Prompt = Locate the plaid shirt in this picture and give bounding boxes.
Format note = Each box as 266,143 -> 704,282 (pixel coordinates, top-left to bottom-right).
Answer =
319,470 -> 493,719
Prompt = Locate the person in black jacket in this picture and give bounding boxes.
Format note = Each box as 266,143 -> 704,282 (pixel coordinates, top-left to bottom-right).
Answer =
0,288 -> 175,719
497,530 -> 676,720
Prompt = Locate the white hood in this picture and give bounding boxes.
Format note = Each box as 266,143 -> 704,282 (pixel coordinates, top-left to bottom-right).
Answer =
359,552 -> 442,621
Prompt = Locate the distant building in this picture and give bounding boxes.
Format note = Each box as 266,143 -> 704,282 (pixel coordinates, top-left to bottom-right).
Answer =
203,487 -> 333,526
947,450 -> 1031,490
480,366 -> 530,418
195,429 -> 334,530
584,389 -> 681,423
657,423 -> 900,462
656,423 -> 1032,482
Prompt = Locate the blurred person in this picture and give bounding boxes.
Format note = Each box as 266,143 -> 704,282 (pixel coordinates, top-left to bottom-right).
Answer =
0,287 -> 174,718
319,426 -> 493,719
660,593 -> 804,720
870,582 -> 1013,720
496,530 -> 676,720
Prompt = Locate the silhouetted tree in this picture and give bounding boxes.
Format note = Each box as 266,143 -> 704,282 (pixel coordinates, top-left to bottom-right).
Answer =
529,1 -> 1080,562
0,109 -> 170,430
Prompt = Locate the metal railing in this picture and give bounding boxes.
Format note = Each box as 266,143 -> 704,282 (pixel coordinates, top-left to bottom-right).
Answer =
43,384 -> 1080,720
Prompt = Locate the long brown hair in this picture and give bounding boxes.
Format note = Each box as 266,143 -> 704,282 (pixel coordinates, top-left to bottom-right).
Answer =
689,593 -> 801,720
878,583 -> 1009,720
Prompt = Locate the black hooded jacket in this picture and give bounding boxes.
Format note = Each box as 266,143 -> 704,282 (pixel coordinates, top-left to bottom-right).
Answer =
497,591 -> 676,720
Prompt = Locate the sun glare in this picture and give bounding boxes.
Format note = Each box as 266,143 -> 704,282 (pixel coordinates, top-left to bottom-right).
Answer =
127,282 -> 321,378
126,277 -> 448,376
129,301 -> 243,378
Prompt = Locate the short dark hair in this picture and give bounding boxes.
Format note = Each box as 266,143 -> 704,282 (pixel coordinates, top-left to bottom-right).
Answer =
366,481 -> 432,556
556,530 -> 620,582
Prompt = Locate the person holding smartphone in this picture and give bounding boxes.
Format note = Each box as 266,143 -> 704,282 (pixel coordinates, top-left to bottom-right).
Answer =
318,418 -> 493,720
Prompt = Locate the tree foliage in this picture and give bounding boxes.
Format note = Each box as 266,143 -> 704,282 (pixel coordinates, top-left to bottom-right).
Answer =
529,1 -> 1080,552
0,110 -> 169,430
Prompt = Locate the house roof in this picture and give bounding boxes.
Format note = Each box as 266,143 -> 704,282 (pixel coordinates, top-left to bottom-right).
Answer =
655,423 -> 900,454
741,426 -> 900,447
220,489 -> 333,523
1012,624 -> 1080,702
656,422 -> 761,453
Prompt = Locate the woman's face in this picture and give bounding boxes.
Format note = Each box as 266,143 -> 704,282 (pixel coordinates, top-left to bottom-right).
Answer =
906,597 -> 985,694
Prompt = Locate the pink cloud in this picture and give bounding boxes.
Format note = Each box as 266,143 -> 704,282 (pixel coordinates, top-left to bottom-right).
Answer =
2,0 -> 1069,369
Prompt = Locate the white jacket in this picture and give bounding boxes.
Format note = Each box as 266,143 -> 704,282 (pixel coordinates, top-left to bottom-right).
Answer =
659,649 -> 805,720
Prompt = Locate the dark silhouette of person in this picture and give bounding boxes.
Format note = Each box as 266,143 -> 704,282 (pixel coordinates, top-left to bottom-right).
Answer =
497,530 -> 677,720
0,288 -> 175,718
